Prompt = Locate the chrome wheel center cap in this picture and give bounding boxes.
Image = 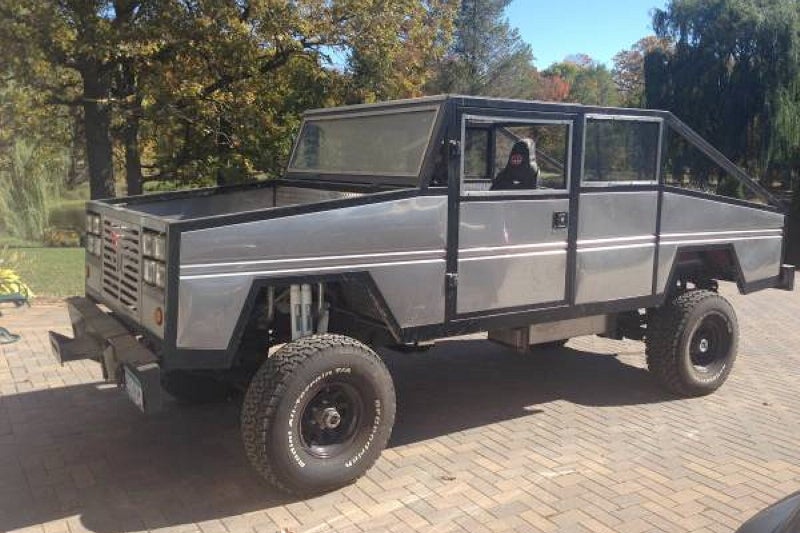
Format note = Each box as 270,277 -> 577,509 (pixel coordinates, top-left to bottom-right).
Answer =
698,338 -> 710,353
321,407 -> 342,429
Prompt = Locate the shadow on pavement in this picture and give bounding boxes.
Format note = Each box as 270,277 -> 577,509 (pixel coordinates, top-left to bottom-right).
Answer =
386,339 -> 671,446
0,338 -> 671,533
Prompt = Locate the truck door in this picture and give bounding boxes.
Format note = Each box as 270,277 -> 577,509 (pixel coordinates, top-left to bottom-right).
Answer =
574,115 -> 663,304
449,111 -> 577,319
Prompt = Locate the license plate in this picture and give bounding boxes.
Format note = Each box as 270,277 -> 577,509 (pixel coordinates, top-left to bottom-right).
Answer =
124,366 -> 145,412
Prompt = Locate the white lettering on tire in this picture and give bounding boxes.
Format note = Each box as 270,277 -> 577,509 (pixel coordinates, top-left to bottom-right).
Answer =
345,399 -> 382,469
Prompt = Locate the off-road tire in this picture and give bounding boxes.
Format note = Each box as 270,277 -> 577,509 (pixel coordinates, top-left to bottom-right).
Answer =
646,290 -> 738,397
241,334 -> 396,496
161,371 -> 234,404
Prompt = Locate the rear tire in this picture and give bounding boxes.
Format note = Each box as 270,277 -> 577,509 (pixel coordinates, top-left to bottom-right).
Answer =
646,290 -> 738,397
241,334 -> 396,496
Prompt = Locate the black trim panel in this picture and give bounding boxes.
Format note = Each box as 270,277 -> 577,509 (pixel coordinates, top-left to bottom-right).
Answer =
402,295 -> 660,343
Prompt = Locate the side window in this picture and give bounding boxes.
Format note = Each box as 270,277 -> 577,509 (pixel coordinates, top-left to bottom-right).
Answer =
464,128 -> 490,180
495,125 -> 569,190
583,118 -> 660,184
462,118 -> 571,194
662,125 -> 771,205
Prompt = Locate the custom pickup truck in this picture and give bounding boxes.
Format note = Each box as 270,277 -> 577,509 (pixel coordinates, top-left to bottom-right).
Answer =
51,95 -> 794,495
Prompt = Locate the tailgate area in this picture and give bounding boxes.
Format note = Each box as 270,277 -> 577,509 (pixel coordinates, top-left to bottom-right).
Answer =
49,296 -> 162,413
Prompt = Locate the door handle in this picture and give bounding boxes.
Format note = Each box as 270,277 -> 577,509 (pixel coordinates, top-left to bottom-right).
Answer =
552,211 -> 569,229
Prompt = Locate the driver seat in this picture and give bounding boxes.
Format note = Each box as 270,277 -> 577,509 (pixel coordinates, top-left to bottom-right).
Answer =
491,139 -> 539,191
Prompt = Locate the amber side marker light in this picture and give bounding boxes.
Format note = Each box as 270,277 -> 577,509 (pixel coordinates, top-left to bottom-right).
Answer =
154,307 -> 164,326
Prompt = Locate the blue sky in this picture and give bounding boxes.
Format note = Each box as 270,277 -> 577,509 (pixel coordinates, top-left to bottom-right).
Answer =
507,0 -> 667,69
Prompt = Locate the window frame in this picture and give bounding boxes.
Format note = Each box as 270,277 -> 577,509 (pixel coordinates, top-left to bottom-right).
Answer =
580,114 -> 664,188
460,114 -> 574,198
287,104 -> 441,179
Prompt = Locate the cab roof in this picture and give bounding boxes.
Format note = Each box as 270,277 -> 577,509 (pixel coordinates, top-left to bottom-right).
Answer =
302,94 -> 670,120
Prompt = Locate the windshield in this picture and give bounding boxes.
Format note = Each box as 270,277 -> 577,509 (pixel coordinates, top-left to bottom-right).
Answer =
288,107 -> 439,179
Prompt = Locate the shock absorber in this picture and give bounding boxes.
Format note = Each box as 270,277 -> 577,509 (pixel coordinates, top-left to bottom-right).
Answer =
290,284 -> 314,340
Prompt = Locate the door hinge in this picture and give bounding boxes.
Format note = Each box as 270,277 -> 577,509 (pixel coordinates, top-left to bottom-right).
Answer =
448,139 -> 461,157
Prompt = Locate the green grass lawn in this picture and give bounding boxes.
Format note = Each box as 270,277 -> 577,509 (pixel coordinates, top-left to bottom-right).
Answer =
14,248 -> 85,298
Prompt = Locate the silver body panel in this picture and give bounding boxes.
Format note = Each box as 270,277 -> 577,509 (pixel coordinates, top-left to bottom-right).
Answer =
656,193 -> 784,292
577,192 -> 659,240
177,196 -> 447,349
89,185 -> 785,355
457,200 -> 569,313
661,193 -> 783,233
575,192 -> 658,304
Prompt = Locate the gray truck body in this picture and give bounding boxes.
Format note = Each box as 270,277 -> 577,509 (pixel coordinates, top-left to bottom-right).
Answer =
54,95 -> 793,410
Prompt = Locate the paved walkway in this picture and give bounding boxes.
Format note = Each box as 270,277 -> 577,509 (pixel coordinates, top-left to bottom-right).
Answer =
1,285 -> 800,533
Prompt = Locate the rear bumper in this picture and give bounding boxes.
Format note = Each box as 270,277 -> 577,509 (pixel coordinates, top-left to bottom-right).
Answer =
49,296 -> 162,413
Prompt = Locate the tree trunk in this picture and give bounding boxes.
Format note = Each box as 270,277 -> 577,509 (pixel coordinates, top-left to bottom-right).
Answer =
215,114 -> 230,187
81,60 -> 115,199
66,108 -> 82,188
123,116 -> 143,196
117,57 -> 143,196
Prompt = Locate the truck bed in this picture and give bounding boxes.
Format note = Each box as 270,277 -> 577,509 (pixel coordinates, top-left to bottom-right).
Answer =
122,182 -> 367,220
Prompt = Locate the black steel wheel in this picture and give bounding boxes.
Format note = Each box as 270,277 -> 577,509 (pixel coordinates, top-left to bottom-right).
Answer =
241,334 -> 395,496
689,312 -> 732,374
299,381 -> 365,459
646,290 -> 738,397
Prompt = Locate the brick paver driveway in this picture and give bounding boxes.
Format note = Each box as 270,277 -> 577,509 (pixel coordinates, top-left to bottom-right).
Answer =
2,285 -> 800,533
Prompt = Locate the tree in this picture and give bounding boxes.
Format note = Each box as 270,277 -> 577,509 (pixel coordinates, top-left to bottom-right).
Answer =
534,75 -> 571,102
139,1 -> 457,187
347,0 -> 458,102
646,0 -> 800,261
646,0 -> 800,172
0,1 -> 459,197
613,37 -> 672,107
427,0 -> 538,98
0,1 -> 163,199
543,55 -> 620,106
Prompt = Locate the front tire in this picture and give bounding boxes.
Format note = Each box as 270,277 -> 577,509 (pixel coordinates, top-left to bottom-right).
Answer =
241,334 -> 396,496
646,290 -> 738,397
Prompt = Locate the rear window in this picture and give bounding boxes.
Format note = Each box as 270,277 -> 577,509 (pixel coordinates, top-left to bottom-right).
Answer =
289,107 -> 439,178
